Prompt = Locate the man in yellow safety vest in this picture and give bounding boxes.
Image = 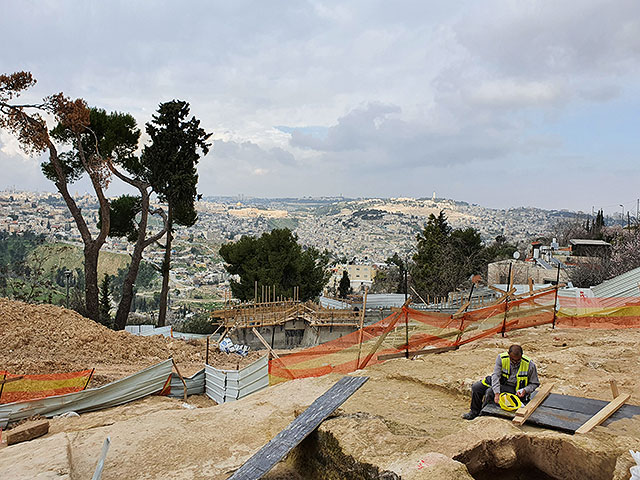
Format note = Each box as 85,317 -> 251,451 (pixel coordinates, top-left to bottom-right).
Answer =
462,344 -> 540,420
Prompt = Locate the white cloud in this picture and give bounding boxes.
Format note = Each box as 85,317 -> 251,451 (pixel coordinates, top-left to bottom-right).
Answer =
0,131 -> 32,160
467,79 -> 565,109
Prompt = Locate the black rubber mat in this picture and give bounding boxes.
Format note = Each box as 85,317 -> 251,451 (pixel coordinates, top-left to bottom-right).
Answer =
481,392 -> 640,433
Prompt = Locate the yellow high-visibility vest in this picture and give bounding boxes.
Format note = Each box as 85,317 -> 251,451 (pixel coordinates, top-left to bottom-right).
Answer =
500,352 -> 530,391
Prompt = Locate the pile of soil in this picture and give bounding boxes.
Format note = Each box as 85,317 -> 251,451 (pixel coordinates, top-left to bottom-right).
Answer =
0,298 -> 263,385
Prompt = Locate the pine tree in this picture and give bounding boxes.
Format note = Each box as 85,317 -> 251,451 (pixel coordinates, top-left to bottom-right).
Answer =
338,271 -> 351,299
98,273 -> 112,328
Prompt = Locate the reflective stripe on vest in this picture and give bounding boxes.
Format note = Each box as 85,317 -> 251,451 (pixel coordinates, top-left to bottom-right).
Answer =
500,352 -> 530,391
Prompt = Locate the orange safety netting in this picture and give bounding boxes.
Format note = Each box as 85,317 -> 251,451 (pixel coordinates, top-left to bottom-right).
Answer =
556,295 -> 640,328
0,368 -> 94,404
269,289 -> 558,384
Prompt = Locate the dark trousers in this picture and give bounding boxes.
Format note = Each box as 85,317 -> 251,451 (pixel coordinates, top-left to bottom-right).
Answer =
470,375 -> 517,415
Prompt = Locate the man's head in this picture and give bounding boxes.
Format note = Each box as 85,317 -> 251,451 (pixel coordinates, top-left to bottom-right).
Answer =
508,344 -> 523,363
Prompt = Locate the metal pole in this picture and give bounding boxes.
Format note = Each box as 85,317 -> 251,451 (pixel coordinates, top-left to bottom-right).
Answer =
501,264 -> 512,337
466,282 -> 475,309
405,308 -> 410,358
401,253 -> 408,302
65,270 -> 71,308
206,336 -> 210,365
552,263 -> 561,329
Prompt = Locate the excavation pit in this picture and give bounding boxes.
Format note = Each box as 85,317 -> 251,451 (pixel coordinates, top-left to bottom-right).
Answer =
453,435 -> 617,480
263,429 -> 399,480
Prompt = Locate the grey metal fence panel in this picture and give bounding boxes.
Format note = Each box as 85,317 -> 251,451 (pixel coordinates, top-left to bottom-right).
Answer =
0,360 -> 173,424
168,369 -> 205,397
204,356 -> 268,404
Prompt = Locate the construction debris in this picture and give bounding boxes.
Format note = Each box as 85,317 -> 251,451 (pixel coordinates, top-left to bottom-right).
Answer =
6,419 -> 49,446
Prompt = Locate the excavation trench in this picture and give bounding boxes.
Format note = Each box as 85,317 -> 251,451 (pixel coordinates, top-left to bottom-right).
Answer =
263,429 -> 399,480
453,435 -> 617,480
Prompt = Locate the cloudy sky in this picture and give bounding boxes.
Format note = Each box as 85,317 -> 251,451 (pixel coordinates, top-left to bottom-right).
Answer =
1,0 -> 639,212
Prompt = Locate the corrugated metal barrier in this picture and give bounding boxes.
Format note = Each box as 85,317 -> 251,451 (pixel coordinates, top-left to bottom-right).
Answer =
169,369 -> 205,398
205,356 -> 269,404
0,359 -> 173,427
125,325 -> 173,337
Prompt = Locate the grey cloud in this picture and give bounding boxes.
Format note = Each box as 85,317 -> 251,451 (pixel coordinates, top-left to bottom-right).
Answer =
456,0 -> 640,78
211,139 -> 297,169
290,103 -> 401,151
286,102 -> 532,169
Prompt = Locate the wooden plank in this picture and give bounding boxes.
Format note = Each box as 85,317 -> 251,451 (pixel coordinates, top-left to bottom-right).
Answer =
453,301 -> 470,317
6,419 -> 49,446
610,379 -> 619,399
483,402 -> 588,433
228,376 -> 368,480
512,284 -> 565,300
575,393 -> 630,434
535,393 -> 640,419
0,375 -> 24,386
171,359 -> 188,401
377,345 -> 457,361
513,383 -> 554,425
358,311 -> 402,369
485,287 -> 517,306
252,327 -> 280,359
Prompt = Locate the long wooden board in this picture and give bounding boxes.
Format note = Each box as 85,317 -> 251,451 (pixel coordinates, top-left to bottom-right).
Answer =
513,383 -> 554,426
228,376 -> 368,480
377,345 -> 457,361
251,327 -> 280,359
575,393 -> 630,434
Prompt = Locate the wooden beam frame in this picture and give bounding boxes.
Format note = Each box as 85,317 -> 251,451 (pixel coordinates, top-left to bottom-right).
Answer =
358,297 -> 412,369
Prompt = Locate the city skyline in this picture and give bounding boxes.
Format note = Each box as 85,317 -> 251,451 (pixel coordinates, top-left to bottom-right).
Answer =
1,1 -> 639,213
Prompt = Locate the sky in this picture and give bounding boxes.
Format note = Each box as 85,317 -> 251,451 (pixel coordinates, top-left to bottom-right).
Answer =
1,0 -> 639,213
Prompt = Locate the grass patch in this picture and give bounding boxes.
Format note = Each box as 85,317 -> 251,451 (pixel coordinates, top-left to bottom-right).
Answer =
30,242 -> 131,278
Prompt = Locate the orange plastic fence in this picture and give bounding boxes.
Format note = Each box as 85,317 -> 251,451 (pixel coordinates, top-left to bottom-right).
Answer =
270,289 -> 640,384
269,289 -> 562,384
556,295 -> 640,328
0,368 -> 94,404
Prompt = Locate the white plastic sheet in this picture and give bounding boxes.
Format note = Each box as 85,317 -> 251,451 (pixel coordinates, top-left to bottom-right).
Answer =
631,450 -> 640,479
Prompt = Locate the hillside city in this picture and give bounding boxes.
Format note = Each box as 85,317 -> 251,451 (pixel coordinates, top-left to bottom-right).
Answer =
0,189 -> 591,296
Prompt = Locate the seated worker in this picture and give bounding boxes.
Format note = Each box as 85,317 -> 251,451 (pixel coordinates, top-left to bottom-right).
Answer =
462,344 -> 540,420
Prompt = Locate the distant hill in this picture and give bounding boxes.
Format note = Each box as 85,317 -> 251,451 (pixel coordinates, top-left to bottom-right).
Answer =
30,243 -> 131,279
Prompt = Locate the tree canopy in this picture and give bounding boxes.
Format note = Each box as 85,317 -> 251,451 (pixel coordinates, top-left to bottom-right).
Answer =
411,211 -> 517,298
338,270 -> 351,298
140,100 -> 211,325
219,229 -> 330,302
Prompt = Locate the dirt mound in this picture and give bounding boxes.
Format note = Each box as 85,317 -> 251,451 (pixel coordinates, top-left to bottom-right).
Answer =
0,298 -> 261,384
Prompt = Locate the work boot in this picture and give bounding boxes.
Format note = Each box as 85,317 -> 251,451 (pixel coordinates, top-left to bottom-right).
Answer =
462,411 -> 478,420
